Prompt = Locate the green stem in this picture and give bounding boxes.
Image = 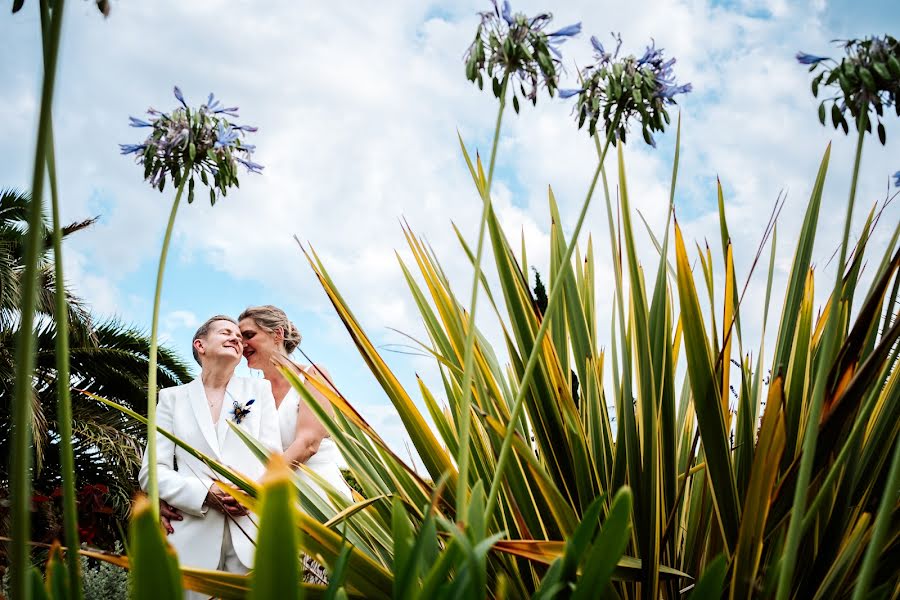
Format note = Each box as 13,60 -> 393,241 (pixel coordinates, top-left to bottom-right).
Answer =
485,129 -> 616,521
146,171 -> 191,519
47,123 -> 83,600
851,427 -> 900,600
38,2 -> 82,596
11,1 -> 66,597
775,116 -> 867,600
456,74 -> 508,518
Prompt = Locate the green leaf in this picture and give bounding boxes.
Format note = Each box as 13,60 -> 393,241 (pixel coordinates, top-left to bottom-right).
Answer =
250,455 -> 302,600
30,568 -> 50,600
858,67 -> 876,92
571,487 -> 633,600
872,61 -> 891,81
129,495 -> 182,600
818,102 -> 826,125
831,103 -> 842,129
888,55 -> 900,77
689,554 -> 727,599
674,220 -> 741,552
188,142 -> 196,162
877,122 -> 886,145
513,95 -> 520,114
812,72 -> 823,97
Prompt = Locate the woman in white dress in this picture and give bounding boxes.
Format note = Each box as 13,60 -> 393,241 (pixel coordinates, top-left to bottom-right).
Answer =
236,305 -> 352,500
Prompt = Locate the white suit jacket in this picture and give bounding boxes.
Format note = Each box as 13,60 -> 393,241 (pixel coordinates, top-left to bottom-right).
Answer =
138,376 -> 281,570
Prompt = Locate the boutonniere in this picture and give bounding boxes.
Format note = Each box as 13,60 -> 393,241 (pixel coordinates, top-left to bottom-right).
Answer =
230,398 -> 255,424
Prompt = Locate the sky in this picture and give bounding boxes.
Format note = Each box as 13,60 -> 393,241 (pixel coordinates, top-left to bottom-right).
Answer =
3,0 -> 899,468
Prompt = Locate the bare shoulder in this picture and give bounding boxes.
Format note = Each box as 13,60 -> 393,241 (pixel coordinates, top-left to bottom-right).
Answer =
304,363 -> 332,381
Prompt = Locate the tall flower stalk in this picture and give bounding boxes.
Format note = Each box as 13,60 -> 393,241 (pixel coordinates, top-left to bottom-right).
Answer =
34,0 -> 84,595
121,88 -> 262,514
484,33 -> 690,521
777,37 -> 900,600
10,0 -> 67,597
457,0 -> 579,517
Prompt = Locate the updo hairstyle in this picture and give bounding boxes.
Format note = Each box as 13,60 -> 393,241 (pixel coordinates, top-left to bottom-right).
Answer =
238,305 -> 302,354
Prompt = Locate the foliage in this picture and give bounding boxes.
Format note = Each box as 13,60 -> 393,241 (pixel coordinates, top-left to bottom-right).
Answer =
800,35 -> 900,143
7,0 -> 899,596
0,189 -> 193,519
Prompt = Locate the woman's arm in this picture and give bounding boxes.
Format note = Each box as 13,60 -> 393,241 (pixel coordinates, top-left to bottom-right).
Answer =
282,364 -> 334,467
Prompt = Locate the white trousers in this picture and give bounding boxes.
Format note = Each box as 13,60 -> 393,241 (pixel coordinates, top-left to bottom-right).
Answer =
183,525 -> 249,600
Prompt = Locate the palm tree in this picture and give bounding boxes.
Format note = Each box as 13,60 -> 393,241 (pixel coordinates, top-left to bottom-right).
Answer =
0,188 -> 192,522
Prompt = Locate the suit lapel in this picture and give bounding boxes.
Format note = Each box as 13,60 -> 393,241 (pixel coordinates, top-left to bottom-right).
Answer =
188,379 -> 222,459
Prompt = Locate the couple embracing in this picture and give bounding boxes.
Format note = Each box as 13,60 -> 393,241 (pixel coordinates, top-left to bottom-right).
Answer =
138,305 -> 350,597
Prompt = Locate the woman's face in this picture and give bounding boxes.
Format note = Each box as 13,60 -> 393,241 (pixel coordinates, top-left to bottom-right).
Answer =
239,317 -> 279,370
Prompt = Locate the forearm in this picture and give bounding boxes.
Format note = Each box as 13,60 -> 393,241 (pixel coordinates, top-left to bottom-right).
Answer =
283,433 -> 322,467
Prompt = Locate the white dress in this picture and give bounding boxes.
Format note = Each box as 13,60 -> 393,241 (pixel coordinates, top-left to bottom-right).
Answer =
277,371 -> 352,500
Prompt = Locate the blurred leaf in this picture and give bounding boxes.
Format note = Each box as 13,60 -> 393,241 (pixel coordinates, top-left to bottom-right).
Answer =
129,495 -> 182,600
689,554 -> 727,600
250,454 -> 303,600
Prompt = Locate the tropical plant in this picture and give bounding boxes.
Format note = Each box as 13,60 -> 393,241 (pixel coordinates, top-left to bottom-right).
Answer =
0,188 -> 193,519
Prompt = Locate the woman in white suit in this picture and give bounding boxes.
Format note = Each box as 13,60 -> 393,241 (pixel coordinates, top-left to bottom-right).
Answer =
140,315 -> 281,597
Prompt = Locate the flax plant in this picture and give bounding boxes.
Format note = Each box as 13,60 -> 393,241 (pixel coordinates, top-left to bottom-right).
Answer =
458,0 -> 580,516
9,0 -> 66,598
776,37 -> 900,600
120,88 -> 261,514
83,18 -> 898,600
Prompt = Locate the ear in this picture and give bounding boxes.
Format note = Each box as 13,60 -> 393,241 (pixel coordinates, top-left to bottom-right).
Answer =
274,327 -> 284,344
193,337 -> 205,357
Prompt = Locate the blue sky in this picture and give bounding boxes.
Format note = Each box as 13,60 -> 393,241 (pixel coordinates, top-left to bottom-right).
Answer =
3,0 -> 899,463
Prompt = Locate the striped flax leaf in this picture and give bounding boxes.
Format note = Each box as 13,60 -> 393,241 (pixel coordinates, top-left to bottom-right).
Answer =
674,220 -> 741,552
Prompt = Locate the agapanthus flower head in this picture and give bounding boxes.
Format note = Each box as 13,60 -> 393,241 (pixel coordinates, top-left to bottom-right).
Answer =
120,86 -> 262,204
464,0 -> 581,112
801,35 -> 900,144
565,33 -> 691,147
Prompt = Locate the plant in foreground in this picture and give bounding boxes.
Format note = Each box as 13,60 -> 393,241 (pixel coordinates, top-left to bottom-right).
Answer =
121,86 -> 262,516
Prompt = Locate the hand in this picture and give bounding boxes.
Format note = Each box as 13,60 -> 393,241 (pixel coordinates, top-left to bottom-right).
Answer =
205,482 -> 248,517
159,499 -> 182,535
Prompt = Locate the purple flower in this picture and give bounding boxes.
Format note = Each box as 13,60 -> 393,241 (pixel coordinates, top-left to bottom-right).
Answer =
658,82 -> 692,99
214,121 -> 239,148
119,143 -> 145,155
796,51 -> 828,65
173,85 -> 187,108
548,22 -> 581,38
559,88 -> 583,99
893,171 -> 900,187
637,39 -> 662,65
500,0 -> 513,25
236,157 -> 264,174
121,85 -> 262,202
591,35 -> 604,55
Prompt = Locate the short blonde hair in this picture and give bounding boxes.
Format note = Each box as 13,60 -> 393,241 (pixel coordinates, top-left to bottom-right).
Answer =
238,305 -> 301,353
